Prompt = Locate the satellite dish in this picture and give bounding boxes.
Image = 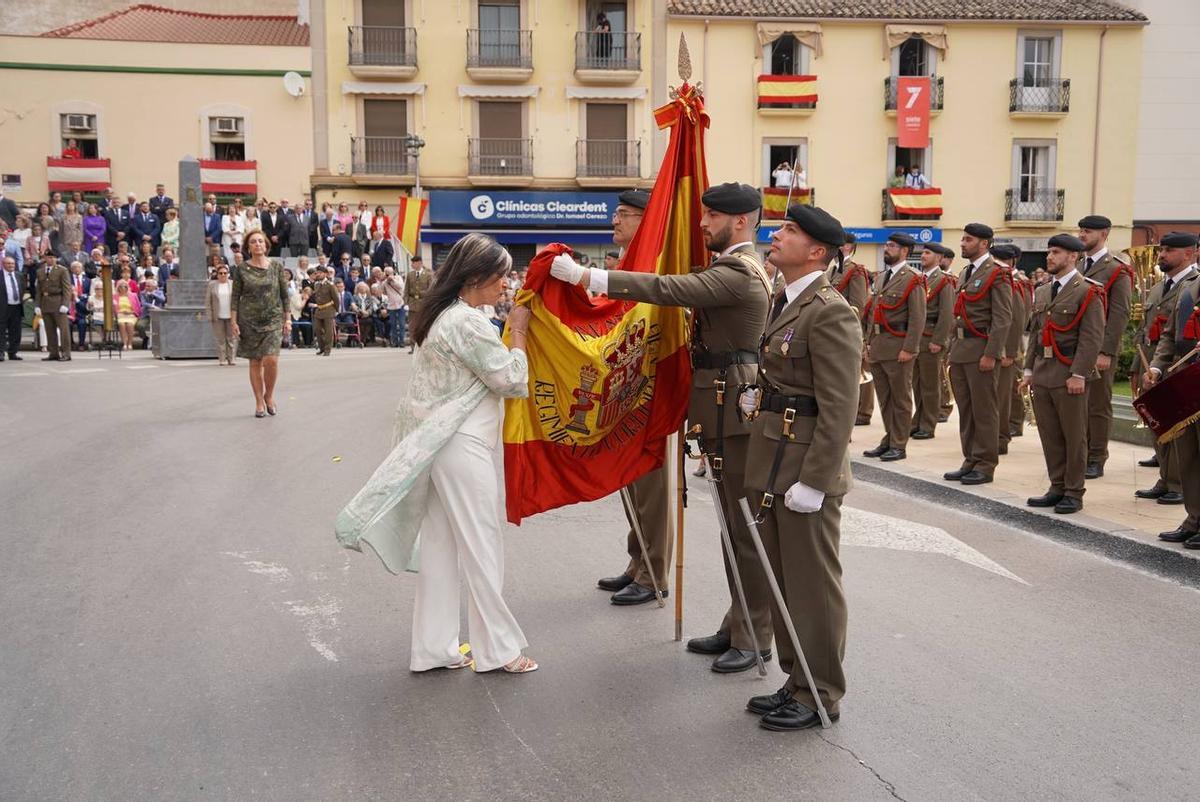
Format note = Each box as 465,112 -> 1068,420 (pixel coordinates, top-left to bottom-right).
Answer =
283,71 -> 306,97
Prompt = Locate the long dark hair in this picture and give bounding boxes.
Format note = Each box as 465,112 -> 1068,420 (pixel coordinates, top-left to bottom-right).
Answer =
410,233 -> 511,346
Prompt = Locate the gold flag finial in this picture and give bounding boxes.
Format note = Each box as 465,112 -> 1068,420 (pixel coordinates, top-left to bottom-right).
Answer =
677,33 -> 692,82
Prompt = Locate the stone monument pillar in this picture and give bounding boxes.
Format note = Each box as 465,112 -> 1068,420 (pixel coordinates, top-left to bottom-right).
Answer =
151,157 -> 217,358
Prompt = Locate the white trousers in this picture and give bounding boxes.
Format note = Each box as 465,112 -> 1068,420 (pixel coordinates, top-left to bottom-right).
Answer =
410,407 -> 527,673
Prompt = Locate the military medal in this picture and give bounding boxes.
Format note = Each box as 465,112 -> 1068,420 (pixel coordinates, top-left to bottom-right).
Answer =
781,327 -> 795,355
1043,345 -> 1053,358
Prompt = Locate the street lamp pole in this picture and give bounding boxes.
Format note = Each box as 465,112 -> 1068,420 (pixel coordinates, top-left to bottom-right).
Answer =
405,134 -> 427,199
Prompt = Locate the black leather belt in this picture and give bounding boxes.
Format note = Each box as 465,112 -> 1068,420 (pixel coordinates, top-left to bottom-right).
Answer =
759,391 -> 819,416
958,327 -> 988,339
692,350 -> 759,369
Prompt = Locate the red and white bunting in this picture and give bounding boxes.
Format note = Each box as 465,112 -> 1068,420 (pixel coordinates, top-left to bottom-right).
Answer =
199,160 -> 257,195
46,158 -> 111,192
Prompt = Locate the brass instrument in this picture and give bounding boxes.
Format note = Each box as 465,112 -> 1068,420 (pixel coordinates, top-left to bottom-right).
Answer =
1022,384 -> 1037,428
1123,244 -> 1161,325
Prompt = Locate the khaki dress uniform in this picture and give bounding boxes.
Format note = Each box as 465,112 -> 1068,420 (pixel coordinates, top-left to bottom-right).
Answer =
309,279 -> 339,354
745,274 -> 861,715
404,268 -> 433,316
1134,270 -> 1195,496
37,263 -> 74,359
606,242 -> 773,648
914,267 -> 955,434
1007,275 -> 1034,438
1150,272 -> 1200,538
948,257 -> 1013,478
864,263 -> 926,451
1025,272 -> 1105,499
998,269 -> 1031,452
826,259 -> 872,421
1082,251 -> 1135,470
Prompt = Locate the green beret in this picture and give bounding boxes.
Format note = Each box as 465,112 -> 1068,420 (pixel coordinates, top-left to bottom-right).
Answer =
617,189 -> 650,209
1160,231 -> 1199,248
785,204 -> 845,250
925,243 -> 954,258
989,243 -> 1020,261
701,182 -> 761,215
887,232 -> 917,249
964,223 -> 994,240
1048,233 -> 1086,252
1077,214 -> 1112,230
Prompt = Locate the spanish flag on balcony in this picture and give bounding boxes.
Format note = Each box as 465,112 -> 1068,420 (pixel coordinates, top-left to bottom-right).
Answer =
761,186 -> 813,219
501,84 -> 707,524
756,74 -> 818,106
888,187 -> 944,216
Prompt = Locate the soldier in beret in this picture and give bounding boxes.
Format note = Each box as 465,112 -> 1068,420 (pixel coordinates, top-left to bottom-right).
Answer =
990,243 -> 1030,456
912,242 -> 956,438
1133,233 -> 1198,505
934,244 -> 958,422
550,182 -> 775,671
1077,214 -> 1135,479
944,223 -> 1013,485
1019,234 -> 1105,514
826,233 -> 874,426
862,232 -> 926,460
1144,232 -> 1200,547
739,204 -> 861,731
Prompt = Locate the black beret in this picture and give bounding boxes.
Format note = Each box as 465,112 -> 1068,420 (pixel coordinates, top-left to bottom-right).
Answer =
925,242 -> 954,258
785,204 -> 845,250
844,232 -> 857,244
989,243 -> 1020,261
964,223 -> 994,240
617,189 -> 650,209
1048,233 -> 1086,252
887,232 -> 917,249
1077,214 -> 1112,230
701,182 -> 761,215
1160,231 -> 1199,248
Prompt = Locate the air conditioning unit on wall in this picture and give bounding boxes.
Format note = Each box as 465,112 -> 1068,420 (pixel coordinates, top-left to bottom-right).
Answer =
215,117 -> 241,134
66,114 -> 95,131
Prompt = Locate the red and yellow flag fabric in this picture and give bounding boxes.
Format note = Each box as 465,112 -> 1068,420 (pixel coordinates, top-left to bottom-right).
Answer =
502,83 -> 710,524
756,74 -> 818,107
394,195 -> 427,256
887,187 -> 943,216
761,186 -> 813,218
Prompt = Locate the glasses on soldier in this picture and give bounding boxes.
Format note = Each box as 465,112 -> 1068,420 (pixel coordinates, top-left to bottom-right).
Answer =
613,210 -> 643,221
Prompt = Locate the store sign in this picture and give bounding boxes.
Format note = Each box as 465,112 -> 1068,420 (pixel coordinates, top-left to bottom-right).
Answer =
428,190 -> 619,227
757,226 -> 941,245
2,174 -> 21,193
896,76 -> 931,149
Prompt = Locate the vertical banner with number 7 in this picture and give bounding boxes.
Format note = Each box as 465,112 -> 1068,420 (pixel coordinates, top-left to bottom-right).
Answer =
897,76 -> 931,148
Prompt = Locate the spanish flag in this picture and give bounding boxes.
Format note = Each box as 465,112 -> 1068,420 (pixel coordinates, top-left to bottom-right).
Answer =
501,83 -> 709,524
887,187 -> 943,216
756,74 -> 818,106
394,195 -> 427,257
761,186 -> 813,219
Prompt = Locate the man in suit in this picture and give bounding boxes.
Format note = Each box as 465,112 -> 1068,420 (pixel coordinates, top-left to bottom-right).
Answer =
368,229 -> 394,268
69,260 -> 91,350
329,222 -> 353,265
131,201 -> 162,253
148,184 -> 174,220
1020,234 -> 1107,514
912,242 -> 956,438
319,208 -> 338,257
261,201 -> 286,257
740,204 -> 861,731
403,255 -> 433,354
551,182 -> 775,667
862,232 -> 926,461
351,218 -> 370,262
203,201 -> 223,247
157,247 -> 179,298
334,278 -> 355,328
84,248 -> 106,279
1078,214 -> 1135,479
124,193 -> 140,224
308,265 -> 339,355
104,201 -> 130,256
1,255 -> 26,360
36,253 -> 73,361
285,200 -> 312,258
0,191 -> 19,229
944,223 -> 1013,485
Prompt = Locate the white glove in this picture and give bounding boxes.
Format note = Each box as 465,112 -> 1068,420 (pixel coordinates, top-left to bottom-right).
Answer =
550,254 -> 585,285
784,481 -> 825,514
738,387 -> 760,416
34,307 -> 41,316
58,305 -> 68,314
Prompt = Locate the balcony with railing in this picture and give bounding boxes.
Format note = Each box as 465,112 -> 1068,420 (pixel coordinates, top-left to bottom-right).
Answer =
468,137 -> 533,186
1005,187 -> 1065,223
576,139 -> 640,185
351,137 -> 416,181
467,29 -> 533,80
882,187 -> 943,222
574,31 -> 641,82
348,26 -> 417,77
884,76 -> 944,113
1009,79 -> 1070,115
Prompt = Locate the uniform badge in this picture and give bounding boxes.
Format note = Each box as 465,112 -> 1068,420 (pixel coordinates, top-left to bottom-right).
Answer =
1043,345 -> 1053,358
974,279 -> 983,288
781,327 -> 795,355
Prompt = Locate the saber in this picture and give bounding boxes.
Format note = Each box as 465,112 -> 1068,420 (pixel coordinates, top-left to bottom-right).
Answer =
620,487 -> 666,608
705,477 -> 767,677
737,496 -> 833,729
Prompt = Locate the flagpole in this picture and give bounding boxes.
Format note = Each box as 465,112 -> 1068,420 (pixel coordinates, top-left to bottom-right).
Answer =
673,424 -> 686,641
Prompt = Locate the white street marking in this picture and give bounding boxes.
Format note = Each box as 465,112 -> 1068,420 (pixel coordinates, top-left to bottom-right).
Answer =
283,596 -> 342,663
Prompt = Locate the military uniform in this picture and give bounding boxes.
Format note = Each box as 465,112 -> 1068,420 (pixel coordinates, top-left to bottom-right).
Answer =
744,205 -> 860,727
1134,266 -> 1196,499
863,238 -> 925,456
404,266 -> 432,316
994,248 -> 1031,454
1024,238 -> 1105,510
914,262 -> 955,435
309,277 -> 339,354
606,238 -> 773,652
826,255 -> 872,423
946,224 -> 1013,482
1006,271 -> 1034,439
1080,235 -> 1135,474
36,261 -> 73,360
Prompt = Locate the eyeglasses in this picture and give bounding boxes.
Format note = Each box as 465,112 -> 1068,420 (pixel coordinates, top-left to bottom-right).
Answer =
613,210 -> 643,221
216,270 -> 229,275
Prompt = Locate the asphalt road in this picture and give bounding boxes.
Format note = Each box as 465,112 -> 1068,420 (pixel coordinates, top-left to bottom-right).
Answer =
3,348 -> 1198,802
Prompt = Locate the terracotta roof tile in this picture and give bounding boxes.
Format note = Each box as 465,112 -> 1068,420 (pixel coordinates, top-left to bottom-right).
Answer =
666,0 -> 1147,22
41,3 -> 310,46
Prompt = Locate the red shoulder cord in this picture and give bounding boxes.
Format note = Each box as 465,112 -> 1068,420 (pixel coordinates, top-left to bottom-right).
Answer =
926,275 -> 954,301
1042,285 -> 1101,366
953,266 -> 1004,339
866,273 -> 925,337
1148,313 -> 1169,343
1098,264 -> 1135,314
837,263 -> 868,293
1183,306 -> 1200,341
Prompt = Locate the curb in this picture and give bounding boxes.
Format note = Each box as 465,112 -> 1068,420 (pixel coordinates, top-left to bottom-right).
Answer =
851,459 -> 1200,587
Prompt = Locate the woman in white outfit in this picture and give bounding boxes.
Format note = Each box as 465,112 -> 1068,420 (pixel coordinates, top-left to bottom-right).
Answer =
336,233 -> 537,675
